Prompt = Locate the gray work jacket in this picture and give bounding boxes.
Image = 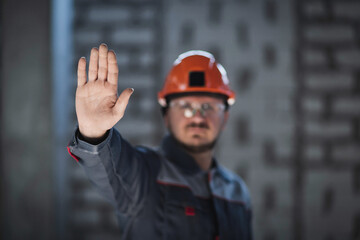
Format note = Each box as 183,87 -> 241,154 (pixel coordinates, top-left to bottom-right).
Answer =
67,128 -> 252,240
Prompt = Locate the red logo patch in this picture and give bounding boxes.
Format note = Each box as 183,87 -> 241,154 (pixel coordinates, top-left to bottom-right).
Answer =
185,206 -> 195,216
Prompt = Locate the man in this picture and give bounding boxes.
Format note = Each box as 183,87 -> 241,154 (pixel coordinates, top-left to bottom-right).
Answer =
67,43 -> 252,240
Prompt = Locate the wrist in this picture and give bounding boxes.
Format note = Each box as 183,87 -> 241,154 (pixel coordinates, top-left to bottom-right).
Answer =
78,129 -> 109,145
78,126 -> 108,144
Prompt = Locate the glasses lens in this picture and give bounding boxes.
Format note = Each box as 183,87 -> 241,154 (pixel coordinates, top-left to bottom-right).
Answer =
170,100 -> 224,118
184,109 -> 194,118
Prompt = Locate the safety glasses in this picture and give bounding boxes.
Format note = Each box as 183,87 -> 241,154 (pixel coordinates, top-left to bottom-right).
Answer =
169,100 -> 225,118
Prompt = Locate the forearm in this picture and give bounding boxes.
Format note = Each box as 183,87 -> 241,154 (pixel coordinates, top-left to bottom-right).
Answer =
67,128 -> 118,205
67,127 -> 154,214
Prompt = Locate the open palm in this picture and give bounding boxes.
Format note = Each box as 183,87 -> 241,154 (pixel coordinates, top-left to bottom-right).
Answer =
76,44 -> 133,139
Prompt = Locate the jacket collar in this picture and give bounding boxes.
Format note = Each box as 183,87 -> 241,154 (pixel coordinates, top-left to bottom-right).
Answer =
161,134 -> 203,174
214,164 -> 232,182
161,134 -> 230,182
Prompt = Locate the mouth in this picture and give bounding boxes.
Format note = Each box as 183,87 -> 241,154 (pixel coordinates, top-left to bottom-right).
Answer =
186,125 -> 209,135
188,126 -> 206,132
186,122 -> 209,129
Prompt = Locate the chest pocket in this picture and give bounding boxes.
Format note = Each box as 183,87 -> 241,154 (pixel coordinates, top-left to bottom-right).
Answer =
163,185 -> 217,240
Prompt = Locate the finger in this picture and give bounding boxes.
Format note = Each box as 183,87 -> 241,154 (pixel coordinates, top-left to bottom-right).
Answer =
114,88 -> 134,119
77,57 -> 87,87
98,43 -> 108,81
88,47 -> 99,82
107,50 -> 118,85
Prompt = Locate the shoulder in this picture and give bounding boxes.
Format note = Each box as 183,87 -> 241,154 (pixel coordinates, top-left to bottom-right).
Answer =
213,164 -> 252,208
134,145 -> 163,168
135,145 -> 161,158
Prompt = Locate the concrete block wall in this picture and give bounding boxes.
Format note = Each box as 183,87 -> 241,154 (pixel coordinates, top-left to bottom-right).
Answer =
297,0 -> 360,239
1,0 -> 55,239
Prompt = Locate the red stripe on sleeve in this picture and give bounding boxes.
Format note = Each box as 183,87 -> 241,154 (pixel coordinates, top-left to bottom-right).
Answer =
67,146 -> 79,162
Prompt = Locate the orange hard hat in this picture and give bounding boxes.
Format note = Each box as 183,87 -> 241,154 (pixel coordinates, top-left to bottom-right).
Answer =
158,50 -> 236,107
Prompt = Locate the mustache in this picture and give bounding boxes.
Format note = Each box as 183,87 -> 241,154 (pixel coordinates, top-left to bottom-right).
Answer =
186,122 -> 209,129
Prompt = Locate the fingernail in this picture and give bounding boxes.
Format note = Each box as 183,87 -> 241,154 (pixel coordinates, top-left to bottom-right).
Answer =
130,88 -> 134,93
81,56 -> 86,59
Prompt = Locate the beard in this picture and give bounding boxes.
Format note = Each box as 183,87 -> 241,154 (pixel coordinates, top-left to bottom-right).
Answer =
176,137 -> 217,154
169,122 -> 218,154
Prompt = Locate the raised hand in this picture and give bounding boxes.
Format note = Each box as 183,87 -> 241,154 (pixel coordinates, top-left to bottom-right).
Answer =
76,43 -> 134,141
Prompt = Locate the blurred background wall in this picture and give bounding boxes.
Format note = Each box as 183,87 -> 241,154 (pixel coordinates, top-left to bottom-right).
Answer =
1,0 -> 360,239
1,0 -> 55,239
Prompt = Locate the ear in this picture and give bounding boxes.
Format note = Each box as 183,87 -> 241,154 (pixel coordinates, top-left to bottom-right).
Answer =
163,112 -> 169,129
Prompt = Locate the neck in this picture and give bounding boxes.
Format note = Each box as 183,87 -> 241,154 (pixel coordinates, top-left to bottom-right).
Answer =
187,150 -> 213,171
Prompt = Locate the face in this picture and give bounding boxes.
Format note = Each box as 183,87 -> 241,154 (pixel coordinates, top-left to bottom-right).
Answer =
164,95 -> 229,154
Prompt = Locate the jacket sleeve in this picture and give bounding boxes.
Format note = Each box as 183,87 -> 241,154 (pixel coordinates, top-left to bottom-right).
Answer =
67,127 -> 160,216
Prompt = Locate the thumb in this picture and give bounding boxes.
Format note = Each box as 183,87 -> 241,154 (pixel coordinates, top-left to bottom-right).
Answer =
114,88 -> 134,119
